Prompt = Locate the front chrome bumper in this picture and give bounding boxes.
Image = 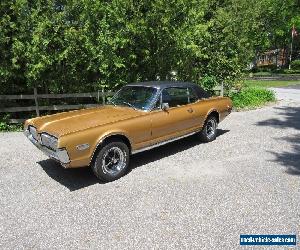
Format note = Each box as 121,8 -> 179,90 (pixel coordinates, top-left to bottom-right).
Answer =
24,130 -> 70,167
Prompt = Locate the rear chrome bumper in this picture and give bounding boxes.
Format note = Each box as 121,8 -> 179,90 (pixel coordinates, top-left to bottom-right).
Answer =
24,130 -> 70,167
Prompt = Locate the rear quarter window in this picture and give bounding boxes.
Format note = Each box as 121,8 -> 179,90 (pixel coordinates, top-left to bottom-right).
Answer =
162,88 -> 188,107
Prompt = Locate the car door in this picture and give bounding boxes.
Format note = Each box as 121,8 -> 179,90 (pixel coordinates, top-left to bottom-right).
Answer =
187,86 -> 207,128
150,87 -> 199,143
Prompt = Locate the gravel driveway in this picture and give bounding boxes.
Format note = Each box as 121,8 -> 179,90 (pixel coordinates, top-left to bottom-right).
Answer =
1,99 -> 300,249
271,84 -> 300,102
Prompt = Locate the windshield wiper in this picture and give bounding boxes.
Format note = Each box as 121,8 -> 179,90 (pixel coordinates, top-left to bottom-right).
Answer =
108,100 -> 116,106
122,102 -> 137,110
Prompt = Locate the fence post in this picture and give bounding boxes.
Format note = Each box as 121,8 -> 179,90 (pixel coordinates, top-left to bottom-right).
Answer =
220,82 -> 224,97
34,87 -> 40,116
97,90 -> 100,103
102,87 -> 105,105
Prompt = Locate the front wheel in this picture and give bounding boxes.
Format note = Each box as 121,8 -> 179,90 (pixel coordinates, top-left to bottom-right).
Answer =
92,141 -> 130,182
199,116 -> 218,143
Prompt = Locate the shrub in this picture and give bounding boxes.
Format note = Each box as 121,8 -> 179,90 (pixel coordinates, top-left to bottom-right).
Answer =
0,115 -> 23,132
0,122 -> 23,132
256,64 -> 278,72
283,69 -> 300,74
200,75 -> 218,91
291,59 -> 300,70
251,71 -> 273,77
229,87 -> 275,109
0,121 -> 10,131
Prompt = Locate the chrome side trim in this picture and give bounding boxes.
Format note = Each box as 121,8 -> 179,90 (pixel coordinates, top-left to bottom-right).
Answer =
132,130 -> 200,154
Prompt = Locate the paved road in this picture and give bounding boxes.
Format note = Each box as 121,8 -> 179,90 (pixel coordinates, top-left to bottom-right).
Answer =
1,100 -> 300,249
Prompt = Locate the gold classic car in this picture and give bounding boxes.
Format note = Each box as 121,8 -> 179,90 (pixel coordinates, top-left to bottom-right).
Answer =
24,81 -> 232,182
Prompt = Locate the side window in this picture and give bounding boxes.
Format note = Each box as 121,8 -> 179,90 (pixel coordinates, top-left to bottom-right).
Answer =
162,88 -> 188,108
188,87 -> 199,103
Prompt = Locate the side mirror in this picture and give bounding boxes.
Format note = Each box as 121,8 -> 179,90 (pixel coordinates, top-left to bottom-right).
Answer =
161,102 -> 169,111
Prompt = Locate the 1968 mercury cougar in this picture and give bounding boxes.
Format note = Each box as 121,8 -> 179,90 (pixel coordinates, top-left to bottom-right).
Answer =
24,81 -> 232,182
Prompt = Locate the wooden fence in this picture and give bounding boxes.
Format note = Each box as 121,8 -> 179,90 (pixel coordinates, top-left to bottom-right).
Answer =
1,85 -> 224,124
0,87 -> 115,123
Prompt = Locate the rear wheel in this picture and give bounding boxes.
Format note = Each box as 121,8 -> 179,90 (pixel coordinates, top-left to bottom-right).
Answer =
92,141 -> 129,182
199,116 -> 218,142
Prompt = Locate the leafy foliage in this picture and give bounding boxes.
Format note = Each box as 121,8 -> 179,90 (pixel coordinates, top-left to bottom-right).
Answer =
230,87 -> 275,109
0,0 -> 299,94
200,75 -> 218,91
291,60 -> 300,70
0,115 -> 22,132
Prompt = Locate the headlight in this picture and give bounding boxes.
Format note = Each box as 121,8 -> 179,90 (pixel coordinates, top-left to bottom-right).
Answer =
28,126 -> 38,141
40,133 -> 58,151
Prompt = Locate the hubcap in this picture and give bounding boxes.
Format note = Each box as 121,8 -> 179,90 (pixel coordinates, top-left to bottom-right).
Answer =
102,147 -> 126,176
206,119 -> 216,139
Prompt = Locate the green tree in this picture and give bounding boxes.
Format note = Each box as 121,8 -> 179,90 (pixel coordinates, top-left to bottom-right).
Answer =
1,0 -> 299,94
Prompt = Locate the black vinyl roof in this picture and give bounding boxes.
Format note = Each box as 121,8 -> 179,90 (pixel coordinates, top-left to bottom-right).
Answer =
127,81 -> 210,98
128,81 -> 196,88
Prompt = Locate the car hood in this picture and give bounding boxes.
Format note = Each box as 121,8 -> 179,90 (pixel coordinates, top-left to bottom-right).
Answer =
28,105 -> 144,137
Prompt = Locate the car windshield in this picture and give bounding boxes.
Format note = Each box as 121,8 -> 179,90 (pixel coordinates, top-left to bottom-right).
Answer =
108,86 -> 158,111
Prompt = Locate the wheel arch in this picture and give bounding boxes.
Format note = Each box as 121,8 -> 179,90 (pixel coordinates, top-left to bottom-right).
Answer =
89,133 -> 132,166
205,109 -> 220,123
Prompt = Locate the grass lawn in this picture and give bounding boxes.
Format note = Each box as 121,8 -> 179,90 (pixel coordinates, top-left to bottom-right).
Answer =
244,80 -> 300,88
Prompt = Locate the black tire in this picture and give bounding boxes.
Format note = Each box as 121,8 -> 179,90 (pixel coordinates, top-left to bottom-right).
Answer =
92,141 -> 130,182
199,116 -> 218,143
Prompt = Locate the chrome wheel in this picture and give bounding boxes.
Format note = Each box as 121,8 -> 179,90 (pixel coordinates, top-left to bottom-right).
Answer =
199,116 -> 218,143
92,141 -> 130,182
206,119 -> 216,139
102,146 -> 126,176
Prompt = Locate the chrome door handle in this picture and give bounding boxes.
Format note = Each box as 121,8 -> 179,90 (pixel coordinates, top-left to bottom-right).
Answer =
187,108 -> 193,113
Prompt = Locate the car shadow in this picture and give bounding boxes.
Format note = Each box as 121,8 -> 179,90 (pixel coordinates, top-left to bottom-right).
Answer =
38,129 -> 230,191
130,129 -> 229,171
38,159 -> 102,191
256,106 -> 300,175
